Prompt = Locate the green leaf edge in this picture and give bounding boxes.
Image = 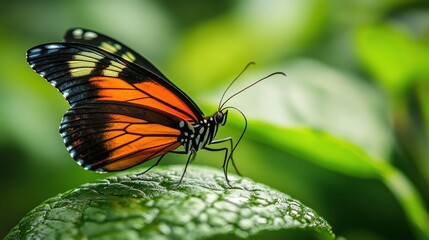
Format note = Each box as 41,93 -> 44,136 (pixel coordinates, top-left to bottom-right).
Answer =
245,120 -> 429,240
6,165 -> 334,240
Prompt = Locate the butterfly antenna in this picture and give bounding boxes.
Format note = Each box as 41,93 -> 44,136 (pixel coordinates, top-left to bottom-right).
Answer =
218,62 -> 256,110
219,71 -> 286,110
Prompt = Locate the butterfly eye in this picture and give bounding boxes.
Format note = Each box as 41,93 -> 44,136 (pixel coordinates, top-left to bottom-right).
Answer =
215,110 -> 228,125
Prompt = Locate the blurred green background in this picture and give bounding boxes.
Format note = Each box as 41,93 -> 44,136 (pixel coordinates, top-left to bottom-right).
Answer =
1,0 -> 429,239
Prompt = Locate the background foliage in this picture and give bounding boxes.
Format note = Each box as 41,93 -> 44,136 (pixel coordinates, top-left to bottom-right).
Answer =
1,0 -> 428,239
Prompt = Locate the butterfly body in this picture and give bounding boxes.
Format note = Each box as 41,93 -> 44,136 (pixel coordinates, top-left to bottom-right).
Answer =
178,111 -> 228,153
27,28 -> 237,183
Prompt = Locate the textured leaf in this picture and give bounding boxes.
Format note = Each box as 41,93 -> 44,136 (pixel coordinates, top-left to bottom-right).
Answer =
244,122 -> 429,239
6,165 -> 334,240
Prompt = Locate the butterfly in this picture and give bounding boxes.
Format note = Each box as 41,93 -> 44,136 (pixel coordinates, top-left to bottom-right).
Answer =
26,28 -> 284,186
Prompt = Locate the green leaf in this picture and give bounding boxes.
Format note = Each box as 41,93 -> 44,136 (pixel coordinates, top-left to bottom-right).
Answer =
6,165 -> 334,240
249,124 -> 382,178
244,121 -> 429,240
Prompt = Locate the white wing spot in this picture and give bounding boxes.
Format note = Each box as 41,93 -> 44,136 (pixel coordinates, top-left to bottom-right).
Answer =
73,29 -> 83,39
31,48 -> 41,53
28,48 -> 42,58
70,150 -> 77,158
45,44 -> 64,49
63,89 -> 71,97
83,31 -> 98,40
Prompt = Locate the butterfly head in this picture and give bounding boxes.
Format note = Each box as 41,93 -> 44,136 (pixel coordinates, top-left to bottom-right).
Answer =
214,110 -> 228,126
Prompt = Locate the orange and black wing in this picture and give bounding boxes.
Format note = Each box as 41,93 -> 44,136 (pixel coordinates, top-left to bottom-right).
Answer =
63,28 -> 203,115
26,30 -> 203,171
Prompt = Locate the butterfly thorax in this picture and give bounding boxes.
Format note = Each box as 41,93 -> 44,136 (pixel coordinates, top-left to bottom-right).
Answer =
178,110 -> 228,153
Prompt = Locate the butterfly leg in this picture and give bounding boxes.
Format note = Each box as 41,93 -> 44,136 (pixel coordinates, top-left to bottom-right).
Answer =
174,151 -> 196,189
137,154 -> 167,176
209,137 -> 242,176
204,146 -> 232,187
137,149 -> 187,177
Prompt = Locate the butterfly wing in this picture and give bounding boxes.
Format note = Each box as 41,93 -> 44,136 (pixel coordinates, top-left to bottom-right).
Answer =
27,35 -> 202,171
61,101 -> 181,171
